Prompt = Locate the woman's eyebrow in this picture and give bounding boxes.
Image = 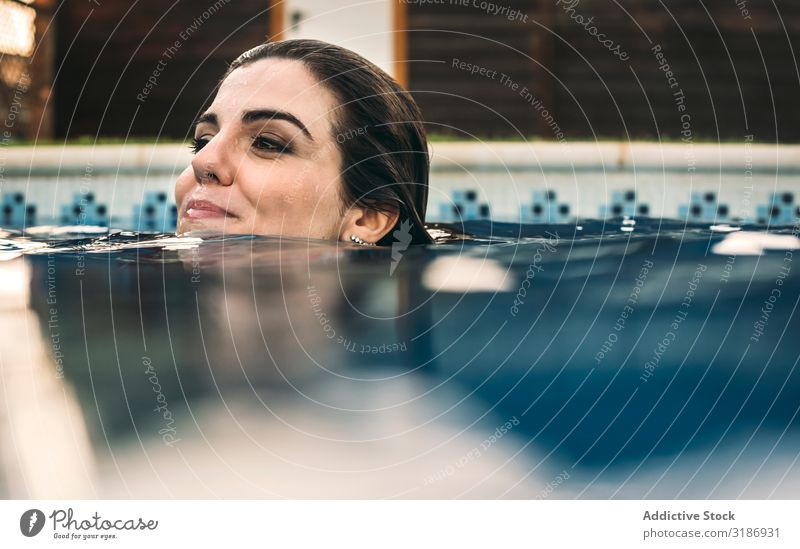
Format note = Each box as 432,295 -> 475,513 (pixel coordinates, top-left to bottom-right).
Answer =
241,109 -> 314,141
194,112 -> 218,127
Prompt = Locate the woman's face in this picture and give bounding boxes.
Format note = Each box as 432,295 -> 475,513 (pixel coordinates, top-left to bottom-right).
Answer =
174,58 -> 346,239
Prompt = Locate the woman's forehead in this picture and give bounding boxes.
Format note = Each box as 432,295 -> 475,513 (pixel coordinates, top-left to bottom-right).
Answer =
213,58 -> 338,132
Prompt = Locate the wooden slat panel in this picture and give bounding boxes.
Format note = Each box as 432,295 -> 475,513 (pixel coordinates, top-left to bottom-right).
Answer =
54,1 -> 272,138
408,0 -> 800,141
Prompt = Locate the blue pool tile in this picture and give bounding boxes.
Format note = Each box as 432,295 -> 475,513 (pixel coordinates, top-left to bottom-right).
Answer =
601,189 -> 636,218
2,192 -> 32,227
767,192 -> 796,224
60,192 -> 109,226
440,189 -> 490,222
132,191 -> 177,232
522,189 -> 571,223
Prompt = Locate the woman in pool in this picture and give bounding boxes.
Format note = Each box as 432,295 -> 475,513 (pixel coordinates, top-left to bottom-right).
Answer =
175,39 -> 432,246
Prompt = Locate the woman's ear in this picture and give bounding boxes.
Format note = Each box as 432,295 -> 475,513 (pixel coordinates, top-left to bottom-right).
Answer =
340,204 -> 400,245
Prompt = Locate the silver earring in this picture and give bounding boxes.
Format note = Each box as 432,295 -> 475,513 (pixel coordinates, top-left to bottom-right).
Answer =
350,234 -> 375,246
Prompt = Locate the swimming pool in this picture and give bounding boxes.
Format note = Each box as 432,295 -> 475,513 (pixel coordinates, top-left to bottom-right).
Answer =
1,216 -> 798,498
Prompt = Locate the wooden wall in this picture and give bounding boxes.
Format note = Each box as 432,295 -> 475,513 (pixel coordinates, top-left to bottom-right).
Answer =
407,0 -> 800,141
47,0 -> 800,141
54,0 -> 275,139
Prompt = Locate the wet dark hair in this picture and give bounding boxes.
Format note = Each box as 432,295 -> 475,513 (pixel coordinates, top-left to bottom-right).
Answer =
221,39 -> 432,245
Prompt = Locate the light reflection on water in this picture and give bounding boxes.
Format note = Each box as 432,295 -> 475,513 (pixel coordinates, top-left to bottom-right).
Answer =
0,217 -> 799,498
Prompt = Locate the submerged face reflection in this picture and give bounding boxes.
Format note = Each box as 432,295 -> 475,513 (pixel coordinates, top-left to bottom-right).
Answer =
174,58 -> 346,238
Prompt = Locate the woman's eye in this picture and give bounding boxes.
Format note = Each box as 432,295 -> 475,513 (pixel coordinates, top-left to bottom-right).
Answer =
189,136 -> 209,154
253,135 -> 290,153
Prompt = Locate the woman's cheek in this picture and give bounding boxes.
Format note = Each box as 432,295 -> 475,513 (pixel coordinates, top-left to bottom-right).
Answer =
174,167 -> 193,206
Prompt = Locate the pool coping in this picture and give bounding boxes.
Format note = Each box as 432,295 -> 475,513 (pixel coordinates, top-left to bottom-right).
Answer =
2,141 -> 799,177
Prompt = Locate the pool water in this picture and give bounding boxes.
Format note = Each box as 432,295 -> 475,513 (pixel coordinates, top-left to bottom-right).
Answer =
1,217 -> 799,498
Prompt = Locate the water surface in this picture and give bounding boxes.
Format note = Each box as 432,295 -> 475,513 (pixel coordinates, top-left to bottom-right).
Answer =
1,217 -> 798,498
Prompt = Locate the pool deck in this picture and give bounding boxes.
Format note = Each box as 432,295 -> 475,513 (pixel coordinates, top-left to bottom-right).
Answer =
2,141 -> 800,176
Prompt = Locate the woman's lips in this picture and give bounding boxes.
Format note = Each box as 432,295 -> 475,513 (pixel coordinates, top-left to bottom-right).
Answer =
185,199 -> 232,220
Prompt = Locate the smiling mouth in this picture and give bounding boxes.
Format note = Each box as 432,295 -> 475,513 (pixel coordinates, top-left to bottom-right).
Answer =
184,199 -> 233,220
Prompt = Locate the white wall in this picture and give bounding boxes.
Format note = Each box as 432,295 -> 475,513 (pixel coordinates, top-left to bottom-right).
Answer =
281,0 -> 395,77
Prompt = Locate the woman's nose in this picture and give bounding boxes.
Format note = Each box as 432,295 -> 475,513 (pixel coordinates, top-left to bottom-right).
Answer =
190,135 -> 234,186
